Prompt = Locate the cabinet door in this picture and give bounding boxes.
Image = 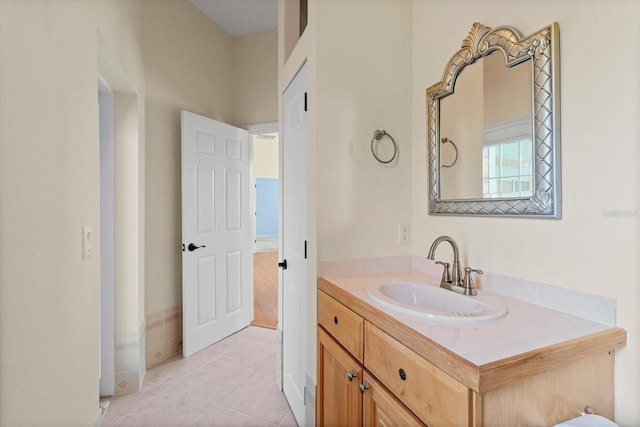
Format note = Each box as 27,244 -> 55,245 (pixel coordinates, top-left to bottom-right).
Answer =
317,326 -> 363,427
362,372 -> 426,427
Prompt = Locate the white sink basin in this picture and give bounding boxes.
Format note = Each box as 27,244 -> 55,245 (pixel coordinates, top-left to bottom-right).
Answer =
366,281 -> 507,323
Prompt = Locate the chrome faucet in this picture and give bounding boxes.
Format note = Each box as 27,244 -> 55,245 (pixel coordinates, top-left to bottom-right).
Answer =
427,236 -> 463,289
427,235 -> 483,296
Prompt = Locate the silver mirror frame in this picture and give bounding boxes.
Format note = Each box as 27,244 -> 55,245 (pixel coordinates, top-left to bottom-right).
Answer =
427,22 -> 561,218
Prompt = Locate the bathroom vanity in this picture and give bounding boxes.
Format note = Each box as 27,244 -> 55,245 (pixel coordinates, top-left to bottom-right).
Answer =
316,271 -> 626,426
315,20 -> 628,426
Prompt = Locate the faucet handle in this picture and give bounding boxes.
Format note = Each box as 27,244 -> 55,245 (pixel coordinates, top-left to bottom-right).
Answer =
462,267 -> 483,296
435,261 -> 451,284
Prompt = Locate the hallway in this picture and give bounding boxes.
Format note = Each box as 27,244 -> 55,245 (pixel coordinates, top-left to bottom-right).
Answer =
252,251 -> 279,329
103,326 -> 296,427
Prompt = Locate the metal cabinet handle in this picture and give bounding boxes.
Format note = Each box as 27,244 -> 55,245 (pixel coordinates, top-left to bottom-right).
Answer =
346,372 -> 357,382
359,383 -> 369,394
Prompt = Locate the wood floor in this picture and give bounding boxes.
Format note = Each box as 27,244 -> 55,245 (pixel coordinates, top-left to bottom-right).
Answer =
252,251 -> 278,329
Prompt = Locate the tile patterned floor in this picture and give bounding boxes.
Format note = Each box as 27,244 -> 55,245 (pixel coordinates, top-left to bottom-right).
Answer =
103,326 -> 297,427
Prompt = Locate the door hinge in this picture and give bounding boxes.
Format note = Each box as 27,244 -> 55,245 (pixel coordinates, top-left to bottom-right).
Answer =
304,92 -> 307,112
304,240 -> 307,259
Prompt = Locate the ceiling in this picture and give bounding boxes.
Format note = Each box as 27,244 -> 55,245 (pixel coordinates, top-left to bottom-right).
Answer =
190,0 -> 278,38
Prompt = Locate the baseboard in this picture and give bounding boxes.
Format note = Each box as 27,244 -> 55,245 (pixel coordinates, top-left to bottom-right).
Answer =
276,326 -> 283,390
93,407 -> 103,427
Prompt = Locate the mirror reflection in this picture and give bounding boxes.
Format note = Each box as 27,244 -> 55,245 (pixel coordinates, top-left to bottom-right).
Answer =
439,52 -> 533,200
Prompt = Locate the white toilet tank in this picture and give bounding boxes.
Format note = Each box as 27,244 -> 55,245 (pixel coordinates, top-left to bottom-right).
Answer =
553,414 -> 620,427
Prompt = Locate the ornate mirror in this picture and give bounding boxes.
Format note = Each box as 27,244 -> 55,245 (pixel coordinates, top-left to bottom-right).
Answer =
427,22 -> 560,217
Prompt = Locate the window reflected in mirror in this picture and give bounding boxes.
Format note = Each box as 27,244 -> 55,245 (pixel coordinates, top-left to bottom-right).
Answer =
483,137 -> 532,198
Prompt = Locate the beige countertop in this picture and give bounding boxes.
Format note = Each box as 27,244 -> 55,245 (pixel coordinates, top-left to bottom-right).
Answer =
318,270 -> 626,393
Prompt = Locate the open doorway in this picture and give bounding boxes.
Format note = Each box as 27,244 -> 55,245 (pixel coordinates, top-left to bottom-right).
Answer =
248,124 -> 279,330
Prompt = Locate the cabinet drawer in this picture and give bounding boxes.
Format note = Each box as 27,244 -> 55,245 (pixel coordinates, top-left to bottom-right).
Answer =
318,291 -> 364,362
364,322 -> 471,427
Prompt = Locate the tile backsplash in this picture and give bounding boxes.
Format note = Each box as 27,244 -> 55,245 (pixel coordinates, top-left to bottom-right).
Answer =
321,255 -> 616,326
321,255 -> 413,277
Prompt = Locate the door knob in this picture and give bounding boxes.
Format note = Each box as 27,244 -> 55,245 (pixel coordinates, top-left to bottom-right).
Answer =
278,259 -> 287,270
188,243 -> 206,252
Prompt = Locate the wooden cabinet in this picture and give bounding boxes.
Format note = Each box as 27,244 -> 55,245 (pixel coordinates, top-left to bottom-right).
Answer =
365,322 -> 471,427
317,327 -> 362,427
317,291 -> 431,427
317,280 -> 624,427
318,289 -> 364,362
317,324 -> 425,427
362,372 -> 424,427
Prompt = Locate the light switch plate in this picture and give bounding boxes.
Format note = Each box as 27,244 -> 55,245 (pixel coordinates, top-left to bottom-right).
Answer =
83,225 -> 92,260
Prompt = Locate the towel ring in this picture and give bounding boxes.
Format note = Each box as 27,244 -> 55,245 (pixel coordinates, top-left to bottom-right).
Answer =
371,130 -> 398,164
440,137 -> 458,168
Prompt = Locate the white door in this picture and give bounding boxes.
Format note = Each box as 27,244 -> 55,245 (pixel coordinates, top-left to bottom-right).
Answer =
181,111 -> 253,357
282,64 -> 308,425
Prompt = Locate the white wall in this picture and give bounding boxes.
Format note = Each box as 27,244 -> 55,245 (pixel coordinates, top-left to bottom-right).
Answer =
143,0 -> 234,315
0,0 -> 146,424
280,0 -> 414,389
253,134 -> 280,178
0,0 -> 277,423
411,1 -> 640,424
278,0 -> 414,396
144,3 -> 279,316
114,93 -> 143,334
233,29 -> 279,127
315,0 -> 413,263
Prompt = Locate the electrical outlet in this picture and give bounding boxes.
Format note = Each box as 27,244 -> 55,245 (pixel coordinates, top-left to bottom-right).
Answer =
399,223 -> 410,245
